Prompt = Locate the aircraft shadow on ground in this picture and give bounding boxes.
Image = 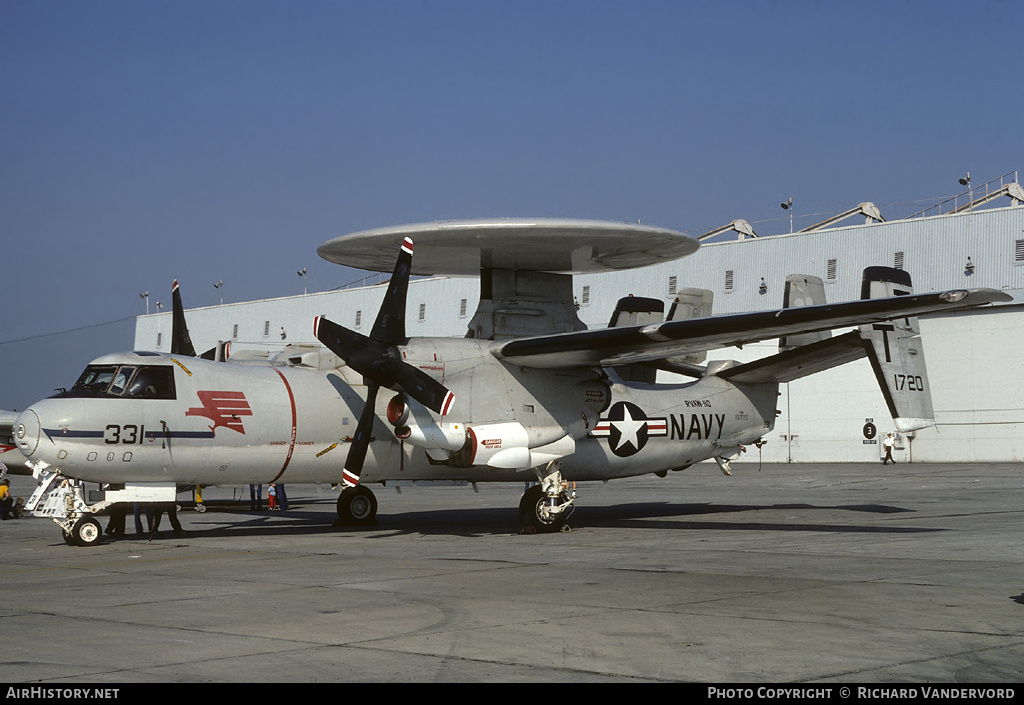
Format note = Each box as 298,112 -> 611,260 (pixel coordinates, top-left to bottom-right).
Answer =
121,499 -> 941,541
572,501 -> 940,534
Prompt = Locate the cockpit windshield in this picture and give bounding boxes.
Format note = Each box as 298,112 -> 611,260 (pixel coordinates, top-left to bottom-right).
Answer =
63,364 -> 176,399
74,365 -> 118,392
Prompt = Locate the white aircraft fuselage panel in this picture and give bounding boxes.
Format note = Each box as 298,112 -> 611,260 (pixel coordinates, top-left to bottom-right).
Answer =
12,348 -> 778,487
14,354 -> 362,485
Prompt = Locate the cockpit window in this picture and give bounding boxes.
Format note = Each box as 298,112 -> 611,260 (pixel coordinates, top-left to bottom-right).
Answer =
73,365 -> 117,392
65,364 -> 176,399
125,366 -> 176,399
109,366 -> 136,395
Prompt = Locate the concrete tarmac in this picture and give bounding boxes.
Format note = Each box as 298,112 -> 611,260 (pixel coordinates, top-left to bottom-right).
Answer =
1,462 -> 1023,684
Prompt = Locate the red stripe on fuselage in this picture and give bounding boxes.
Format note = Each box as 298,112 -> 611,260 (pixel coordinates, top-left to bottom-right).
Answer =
270,368 -> 298,482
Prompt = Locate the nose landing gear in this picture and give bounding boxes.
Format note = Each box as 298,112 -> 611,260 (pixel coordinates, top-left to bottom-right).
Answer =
66,517 -> 102,547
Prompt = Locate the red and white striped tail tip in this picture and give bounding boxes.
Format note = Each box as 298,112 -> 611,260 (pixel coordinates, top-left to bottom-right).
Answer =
342,468 -> 360,487
440,391 -> 455,416
400,237 -> 414,256
313,315 -> 322,337
172,280 -> 180,291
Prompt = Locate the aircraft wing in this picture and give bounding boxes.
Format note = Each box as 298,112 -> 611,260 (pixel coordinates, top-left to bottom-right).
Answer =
492,288 -> 1011,369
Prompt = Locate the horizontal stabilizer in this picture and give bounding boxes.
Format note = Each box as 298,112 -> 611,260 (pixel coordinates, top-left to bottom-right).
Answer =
718,331 -> 866,385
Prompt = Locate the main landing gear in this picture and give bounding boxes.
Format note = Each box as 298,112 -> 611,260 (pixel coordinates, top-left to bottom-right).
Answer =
519,461 -> 575,534
333,463 -> 576,534
335,484 -> 378,526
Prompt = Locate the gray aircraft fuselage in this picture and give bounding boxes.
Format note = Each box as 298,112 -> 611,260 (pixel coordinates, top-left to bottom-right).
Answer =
13,338 -> 776,487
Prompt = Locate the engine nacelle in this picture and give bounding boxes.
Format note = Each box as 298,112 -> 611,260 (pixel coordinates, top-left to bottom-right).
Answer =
386,394 -> 466,451
466,422 -> 531,469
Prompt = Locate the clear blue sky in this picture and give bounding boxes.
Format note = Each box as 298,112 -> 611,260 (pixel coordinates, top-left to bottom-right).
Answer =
2,0 -> 1021,409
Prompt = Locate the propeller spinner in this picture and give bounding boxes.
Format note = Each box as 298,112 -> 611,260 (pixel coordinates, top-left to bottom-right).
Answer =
315,237 -> 455,486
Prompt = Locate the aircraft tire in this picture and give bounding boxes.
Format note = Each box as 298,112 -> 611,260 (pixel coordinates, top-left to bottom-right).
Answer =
337,485 -> 377,526
71,517 -> 103,547
519,485 -> 567,534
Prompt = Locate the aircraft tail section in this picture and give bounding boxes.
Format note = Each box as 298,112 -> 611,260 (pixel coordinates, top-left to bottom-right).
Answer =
666,288 -> 714,364
719,267 -> 937,432
779,275 -> 830,351
858,267 -> 935,432
718,331 -> 865,385
608,296 -> 664,384
720,273 -> 860,385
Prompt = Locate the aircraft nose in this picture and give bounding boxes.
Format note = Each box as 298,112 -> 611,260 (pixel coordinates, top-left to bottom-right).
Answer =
14,409 -> 40,457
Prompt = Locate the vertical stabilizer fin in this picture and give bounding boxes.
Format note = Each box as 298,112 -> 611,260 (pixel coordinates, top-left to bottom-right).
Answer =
608,296 -> 664,383
780,275 -> 830,351
858,267 -> 935,432
666,288 -> 714,364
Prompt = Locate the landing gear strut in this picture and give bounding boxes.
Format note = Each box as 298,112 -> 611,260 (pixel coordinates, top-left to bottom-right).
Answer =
336,484 -> 378,526
519,461 -> 575,533
23,464 -> 106,546
25,460 -> 179,547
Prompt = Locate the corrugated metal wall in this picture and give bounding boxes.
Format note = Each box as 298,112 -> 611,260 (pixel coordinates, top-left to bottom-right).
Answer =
573,205 -> 1024,318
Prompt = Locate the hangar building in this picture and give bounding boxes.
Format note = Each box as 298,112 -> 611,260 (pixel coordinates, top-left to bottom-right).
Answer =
135,174 -> 1024,465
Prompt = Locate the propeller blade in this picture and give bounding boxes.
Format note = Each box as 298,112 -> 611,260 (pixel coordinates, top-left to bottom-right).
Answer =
377,358 -> 455,416
369,237 -> 414,344
171,280 -> 197,357
318,238 -> 452,486
315,312 -> 455,415
314,315 -> 373,366
342,385 -> 379,487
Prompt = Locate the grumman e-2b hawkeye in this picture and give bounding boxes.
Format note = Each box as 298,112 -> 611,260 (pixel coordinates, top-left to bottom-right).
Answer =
3,218 -> 1011,545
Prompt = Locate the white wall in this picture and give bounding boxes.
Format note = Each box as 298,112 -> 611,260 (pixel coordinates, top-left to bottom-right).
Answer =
135,206 -> 1024,464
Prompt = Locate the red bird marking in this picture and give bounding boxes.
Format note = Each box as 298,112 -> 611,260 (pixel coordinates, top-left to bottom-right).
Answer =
185,391 -> 253,434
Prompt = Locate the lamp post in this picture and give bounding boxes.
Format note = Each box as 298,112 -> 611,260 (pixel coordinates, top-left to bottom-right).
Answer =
959,172 -> 972,212
781,197 -> 794,233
